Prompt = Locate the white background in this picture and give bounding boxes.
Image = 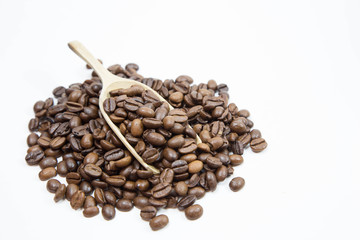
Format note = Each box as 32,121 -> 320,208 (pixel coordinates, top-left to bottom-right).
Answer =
0,0 -> 360,239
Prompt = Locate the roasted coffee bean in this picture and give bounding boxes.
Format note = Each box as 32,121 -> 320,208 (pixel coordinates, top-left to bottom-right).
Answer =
39,157 -> 57,169
105,175 -> 126,187
66,184 -> 79,201
140,206 -> 157,221
207,136 -> 223,151
84,196 -> 96,208
66,172 -> 82,185
133,196 -> 150,209
27,133 -> 39,147
175,181 -> 188,196
70,190 -> 86,210
39,167 -> 57,181
188,174 -> 200,188
230,154 -> 243,166
25,149 -> 44,165
206,157 -> 222,169
232,140 -> 244,155
177,194 -> 196,211
145,132 -> 166,146
79,181 -> 93,195
178,140 -> 197,154
149,214 -> 169,231
83,206 -> 99,218
185,204 -> 203,220
46,179 -> 61,193
80,134 -> 93,149
167,135 -> 185,149
94,188 -> 106,205
159,168 -> 174,183
250,138 -> 267,153
54,184 -> 66,202
215,165 -> 228,182
116,199 -> 133,212
229,177 -> 245,192
250,129 -> 262,139
152,182 -> 172,198
104,148 -> 124,161
163,147 -> 178,161
66,101 -> 84,112
171,160 -> 188,174
188,160 -> 203,174
206,171 -> 217,191
188,187 -> 206,199
102,204 -> 116,220
103,98 -> 116,113
137,107 -> 155,118
163,116 -> 175,130
49,136 -> 66,149
57,161 -> 68,177
142,148 -> 159,164
131,119 -> 144,137
84,164 -> 103,178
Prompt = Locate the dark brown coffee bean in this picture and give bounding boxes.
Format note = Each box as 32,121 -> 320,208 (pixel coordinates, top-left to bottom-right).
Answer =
25,149 -> 44,165
39,167 -> 57,181
162,147 -> 178,162
188,160 -> 203,174
137,169 -> 153,179
206,171 -> 217,191
171,160 -> 188,174
37,136 -> 51,148
66,172 -> 82,185
250,138 -> 267,153
131,119 -> 143,137
145,132 -> 166,146
177,194 -> 196,211
116,199 -> 133,212
94,188 -> 106,206
46,179 -> 61,193
175,181 -> 188,196
230,118 -> 247,134
152,182 -> 172,198
137,107 -> 155,118
178,140 -> 197,154
230,154 -> 243,166
53,183 -> 66,202
105,175 -> 126,187
232,140 -> 244,155
149,214 -> 169,231
142,118 -> 162,129
188,174 -> 200,188
167,135 -> 185,149
140,206 -> 157,221
28,118 -> 39,131
188,187 -> 206,199
215,165 -> 228,182
53,86 -> 65,97
70,190 -> 85,210
83,206 -> 99,218
104,148 -> 124,161
49,136 -> 66,149
163,116 -> 175,130
103,97 -> 116,113
80,134 -> 93,149
27,133 -> 39,147
39,157 -> 57,169
79,181 -> 93,195
250,129 -> 262,139
57,160 -> 68,177
102,204 -> 116,220
207,136 -> 223,151
66,101 -> 84,112
185,204 -> 203,220
84,163 -> 103,178
206,156 -> 222,169
133,196 -> 150,209
229,177 -> 245,192
66,184 -> 79,201
84,196 -> 96,208
159,168 -> 174,183
142,148 -> 159,164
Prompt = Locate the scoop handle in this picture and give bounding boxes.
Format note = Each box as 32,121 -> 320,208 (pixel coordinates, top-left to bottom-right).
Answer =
68,41 -> 112,85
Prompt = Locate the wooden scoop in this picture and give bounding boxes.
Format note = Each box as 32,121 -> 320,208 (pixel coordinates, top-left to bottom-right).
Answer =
68,41 -> 201,174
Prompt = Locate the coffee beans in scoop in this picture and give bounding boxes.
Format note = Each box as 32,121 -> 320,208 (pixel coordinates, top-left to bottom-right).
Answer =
25,62 -> 267,231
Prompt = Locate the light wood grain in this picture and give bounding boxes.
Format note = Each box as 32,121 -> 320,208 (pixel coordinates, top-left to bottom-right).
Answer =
68,41 -> 201,174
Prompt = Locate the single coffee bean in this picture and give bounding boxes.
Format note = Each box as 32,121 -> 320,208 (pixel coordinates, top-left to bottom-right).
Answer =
250,138 -> 267,153
79,181 -> 93,195
57,160 -> 68,177
149,215 -> 169,231
46,179 -> 61,193
163,147 -> 178,162
39,157 -> 57,169
130,119 -> 144,137
215,165 -> 228,182
250,129 -> 262,139
83,196 -> 97,208
83,206 -> 99,218
94,188 -> 106,206
104,191 -> 117,206
159,168 -> 174,183
145,132 -> 166,146
232,140 -> 244,155
84,163 -> 102,178
188,160 -> 203,174
39,167 -> 57,181
66,184 -> 79,201
66,172 -> 82,185
152,182 -> 172,198
142,118 -> 163,129
137,107 -> 155,118
230,154 -> 243,166
103,97 -> 116,113
185,204 -> 203,220
163,116 -> 175,130
105,175 -> 126,187
70,190 -> 86,210
80,133 -> 93,149
102,204 -> 116,220
116,199 -> 133,212
104,148 -> 124,161
207,136 -> 223,151
27,133 -> 39,147
177,194 -> 196,211
188,186 -> 206,199
175,181 -> 188,196
167,135 -> 185,149
135,179 -> 150,191
25,149 -> 44,165
206,156 -> 222,169
49,136 -> 66,149
206,171 -> 217,192
171,160 -> 188,174
54,184 -> 66,202
229,177 -> 245,192
140,206 -> 157,221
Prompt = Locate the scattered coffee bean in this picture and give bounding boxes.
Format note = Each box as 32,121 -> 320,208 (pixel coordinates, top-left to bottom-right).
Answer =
185,204 -> 203,220
229,177 -> 245,192
149,215 -> 169,231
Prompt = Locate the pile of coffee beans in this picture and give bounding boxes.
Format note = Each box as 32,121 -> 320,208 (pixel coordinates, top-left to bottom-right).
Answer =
26,62 -> 267,231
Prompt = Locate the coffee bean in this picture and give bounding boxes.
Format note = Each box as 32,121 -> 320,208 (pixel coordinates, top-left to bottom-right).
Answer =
104,148 -> 124,161
163,147 -> 178,162
27,133 -> 39,147
131,119 -> 143,137
80,133 -> 93,149
142,148 -> 159,164
149,215 -> 169,231
102,204 -> 116,220
66,101 -> 84,112
250,129 -> 262,139
188,160 -> 203,174
250,138 -> 267,153
49,136 -> 66,149
163,116 -> 175,130
66,184 -> 79,201
83,206 -> 99,218
145,132 -> 166,146
66,172 -> 82,185
140,206 -> 157,221
79,181 -> 93,195
208,136 -> 223,151
39,167 -> 57,181
206,171 -> 217,191
185,204 -> 203,220
39,157 -> 57,169
54,184 -> 66,202
175,181 -> 188,196
70,190 -> 86,210
152,182 -> 172,198
133,196 -> 150,209
159,168 -> 174,183
167,135 -> 185,149
215,165 -> 228,182
116,199 -> 133,212
232,140 -> 244,155
137,107 -> 155,118
177,194 -> 196,211
188,187 -> 206,199
230,154 -> 243,166
105,175 -> 126,187
103,98 -> 116,113
229,177 -> 245,192
171,160 -> 188,174
84,163 -> 103,178
46,179 -> 61,193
